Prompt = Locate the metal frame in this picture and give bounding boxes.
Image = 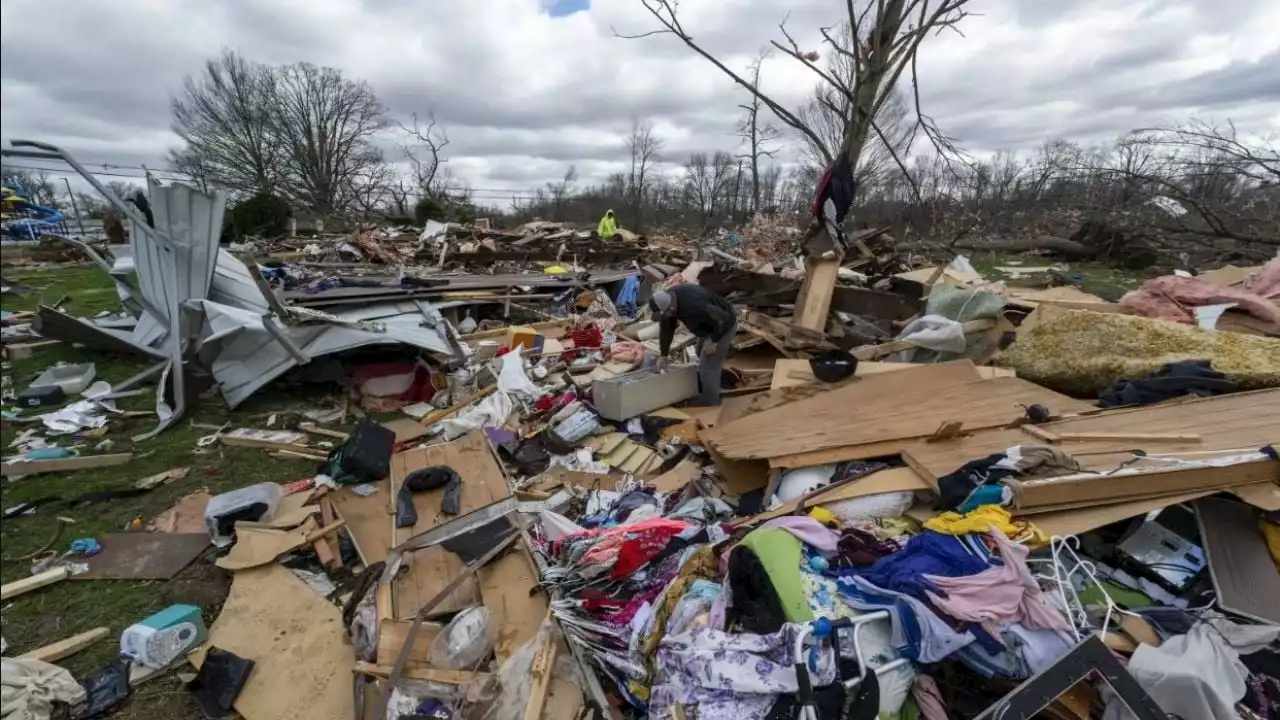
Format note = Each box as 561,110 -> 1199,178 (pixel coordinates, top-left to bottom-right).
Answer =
976,636 -> 1166,720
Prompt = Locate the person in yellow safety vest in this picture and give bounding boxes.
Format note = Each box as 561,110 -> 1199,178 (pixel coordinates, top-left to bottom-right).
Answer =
596,209 -> 618,239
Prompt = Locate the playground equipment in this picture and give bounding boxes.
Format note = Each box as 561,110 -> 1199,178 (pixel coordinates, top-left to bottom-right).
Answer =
1,183 -> 67,239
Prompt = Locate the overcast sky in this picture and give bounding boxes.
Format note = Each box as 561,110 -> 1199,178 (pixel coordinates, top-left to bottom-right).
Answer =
2,0 -> 1278,205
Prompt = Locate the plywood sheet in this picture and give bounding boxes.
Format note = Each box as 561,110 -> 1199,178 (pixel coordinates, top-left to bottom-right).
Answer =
382,417 -> 433,444
391,431 -> 511,619
1197,497 -> 1280,624
1028,490 -> 1216,538
478,548 -> 548,662
771,359 -> 1014,389
73,533 -> 209,580
190,564 -> 354,720
376,618 -> 442,667
903,388 -> 1280,485
328,481 -> 393,565
709,371 -> 1089,462
705,362 -> 982,456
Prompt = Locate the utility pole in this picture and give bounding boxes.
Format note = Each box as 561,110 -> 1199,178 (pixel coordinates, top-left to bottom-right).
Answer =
63,178 -> 86,236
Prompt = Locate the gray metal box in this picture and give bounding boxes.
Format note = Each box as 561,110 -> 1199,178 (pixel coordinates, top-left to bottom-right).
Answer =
592,365 -> 699,421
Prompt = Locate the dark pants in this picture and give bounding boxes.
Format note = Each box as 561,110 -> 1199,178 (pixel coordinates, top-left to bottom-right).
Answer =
695,321 -> 736,405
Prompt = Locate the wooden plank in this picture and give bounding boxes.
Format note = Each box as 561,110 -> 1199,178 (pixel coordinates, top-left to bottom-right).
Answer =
219,428 -> 310,450
522,620 -> 559,720
18,627 -> 109,663
381,417 -> 432,444
712,370 -> 1084,463
1055,432 -> 1201,442
1,566 -> 70,601
793,257 -> 840,331
1018,460 -> 1279,508
479,549 -> 548,663
354,661 -> 489,686
375,619 -> 443,667
903,388 -> 1280,487
1,453 -> 133,476
391,431 -> 511,619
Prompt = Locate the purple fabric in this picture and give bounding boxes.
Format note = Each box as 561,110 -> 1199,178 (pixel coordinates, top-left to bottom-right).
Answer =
759,516 -> 840,554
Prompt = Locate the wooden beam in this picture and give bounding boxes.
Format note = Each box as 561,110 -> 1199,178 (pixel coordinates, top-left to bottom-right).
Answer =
1,453 -> 133,477
354,661 -> 489,686
1056,432 -> 1202,442
1020,425 -> 1062,444
19,627 -> 109,663
522,622 -> 559,720
793,257 -> 841,332
1,566 -> 71,601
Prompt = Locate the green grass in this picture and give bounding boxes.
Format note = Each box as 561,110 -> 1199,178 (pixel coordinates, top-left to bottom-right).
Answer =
2,265 -> 336,719
965,252 -> 1146,301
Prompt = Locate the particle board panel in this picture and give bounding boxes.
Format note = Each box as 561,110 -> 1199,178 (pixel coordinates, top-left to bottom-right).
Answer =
708,372 -> 1089,462
903,388 -> 1280,486
703,361 -> 982,456
73,533 -> 209,580
189,564 -> 354,720
478,547 -> 548,662
328,481 -> 393,565
391,431 -> 512,619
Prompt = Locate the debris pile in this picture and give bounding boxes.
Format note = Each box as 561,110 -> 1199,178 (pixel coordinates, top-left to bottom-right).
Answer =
3,138 -> 1280,720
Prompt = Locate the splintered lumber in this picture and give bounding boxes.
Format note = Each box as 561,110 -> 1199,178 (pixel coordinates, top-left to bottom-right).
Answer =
793,257 -> 841,332
902,388 -> 1280,509
760,377 -> 1093,468
1,566 -> 71,600
707,362 -> 1087,464
703,361 -> 981,457
523,616 -> 559,720
1,453 -> 133,477
390,431 -> 511,619
19,627 -> 110,663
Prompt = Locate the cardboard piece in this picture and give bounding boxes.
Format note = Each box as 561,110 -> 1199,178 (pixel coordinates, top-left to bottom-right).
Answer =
74,533 -> 210,580
149,490 -> 213,534
381,417 -> 433,444
376,618 -> 442,667
215,519 -> 318,571
190,564 -> 355,720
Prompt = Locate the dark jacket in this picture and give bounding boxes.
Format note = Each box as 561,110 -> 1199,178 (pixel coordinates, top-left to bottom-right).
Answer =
659,284 -> 736,354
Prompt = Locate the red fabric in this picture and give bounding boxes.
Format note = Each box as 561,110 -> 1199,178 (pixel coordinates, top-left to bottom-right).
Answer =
1120,275 -> 1280,328
569,324 -> 603,350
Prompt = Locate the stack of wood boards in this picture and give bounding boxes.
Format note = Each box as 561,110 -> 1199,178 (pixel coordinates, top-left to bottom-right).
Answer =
902,388 -> 1280,513
701,360 -> 1095,469
388,431 -> 513,619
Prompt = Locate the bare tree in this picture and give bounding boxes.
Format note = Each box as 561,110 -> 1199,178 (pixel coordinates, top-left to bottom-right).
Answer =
1,167 -> 60,208
169,50 -> 281,194
617,0 -> 974,233
547,165 -> 578,219
626,118 -> 663,229
271,62 -> 388,217
735,50 -> 784,214
399,112 -> 450,197
683,151 -> 736,231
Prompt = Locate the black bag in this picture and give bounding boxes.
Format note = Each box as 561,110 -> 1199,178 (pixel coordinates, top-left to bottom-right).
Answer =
327,418 -> 395,485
